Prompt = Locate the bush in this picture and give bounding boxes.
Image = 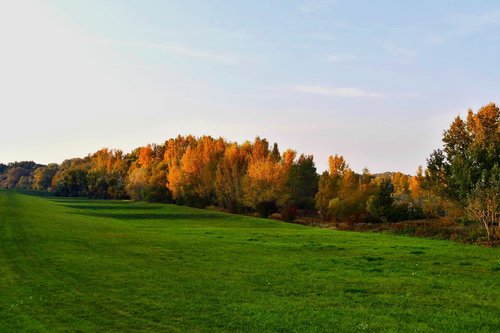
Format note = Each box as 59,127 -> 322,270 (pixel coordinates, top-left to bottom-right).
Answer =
256,200 -> 277,218
281,205 -> 297,222
390,202 -> 425,222
328,198 -> 345,221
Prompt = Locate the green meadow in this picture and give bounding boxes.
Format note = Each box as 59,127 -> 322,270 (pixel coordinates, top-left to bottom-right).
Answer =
0,190 -> 499,332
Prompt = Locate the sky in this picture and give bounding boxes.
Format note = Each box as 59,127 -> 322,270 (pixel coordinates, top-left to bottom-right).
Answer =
1,0 -> 500,174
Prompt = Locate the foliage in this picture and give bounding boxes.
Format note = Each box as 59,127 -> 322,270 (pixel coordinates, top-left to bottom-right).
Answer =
243,156 -> 285,216
0,101 -> 496,229
52,159 -> 90,197
427,103 -> 499,203
32,164 -> 59,191
286,154 -> 319,210
0,161 -> 42,189
129,146 -> 171,202
466,175 -> 500,241
366,178 -> 394,222
215,143 -> 248,212
426,103 -> 499,239
170,137 -> 225,207
125,167 -> 149,201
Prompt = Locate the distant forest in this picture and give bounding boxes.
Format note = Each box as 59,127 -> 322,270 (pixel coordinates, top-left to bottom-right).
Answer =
1,103 -> 498,241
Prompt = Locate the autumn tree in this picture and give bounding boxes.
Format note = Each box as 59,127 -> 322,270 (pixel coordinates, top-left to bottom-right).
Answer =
315,154 -> 347,218
165,135 -> 197,202
329,168 -> 368,221
409,166 -> 423,201
32,164 -> 59,191
243,138 -> 286,217
126,145 -> 171,202
86,148 -> 128,199
328,154 -> 348,177
215,143 -> 248,212
339,168 -> 358,200
391,172 -> 410,199
167,136 -> 225,207
251,137 -> 270,161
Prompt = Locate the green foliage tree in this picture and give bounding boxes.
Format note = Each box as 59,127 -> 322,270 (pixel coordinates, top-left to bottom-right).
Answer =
147,161 -> 171,202
52,158 -> 90,197
287,154 -> 319,210
426,103 -> 499,239
366,178 -> 394,222
427,103 -> 499,204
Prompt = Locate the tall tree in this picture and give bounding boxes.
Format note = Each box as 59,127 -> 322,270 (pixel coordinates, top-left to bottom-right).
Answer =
215,143 -> 248,212
366,178 -> 394,222
243,157 -> 285,217
426,103 -> 499,239
52,158 -> 90,197
33,164 -> 59,191
287,154 -> 319,210
168,136 -> 225,207
315,154 -> 347,218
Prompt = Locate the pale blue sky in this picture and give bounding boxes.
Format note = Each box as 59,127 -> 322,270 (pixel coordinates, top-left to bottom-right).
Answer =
1,0 -> 499,173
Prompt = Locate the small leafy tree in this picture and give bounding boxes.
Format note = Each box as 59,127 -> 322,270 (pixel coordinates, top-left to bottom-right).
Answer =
466,174 -> 499,241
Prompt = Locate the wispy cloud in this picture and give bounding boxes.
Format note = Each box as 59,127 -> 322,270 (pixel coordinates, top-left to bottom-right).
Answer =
98,39 -> 240,64
298,0 -> 336,13
294,85 -> 383,98
323,52 -> 357,63
384,44 -> 416,64
427,10 -> 500,45
448,10 -> 500,35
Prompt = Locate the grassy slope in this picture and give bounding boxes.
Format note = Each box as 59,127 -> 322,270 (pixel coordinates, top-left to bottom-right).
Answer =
0,191 -> 498,332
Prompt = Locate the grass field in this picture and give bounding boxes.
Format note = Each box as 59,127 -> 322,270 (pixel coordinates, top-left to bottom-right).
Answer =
0,191 -> 499,332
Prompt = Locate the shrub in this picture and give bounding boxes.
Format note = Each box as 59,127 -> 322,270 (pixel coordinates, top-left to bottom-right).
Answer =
256,200 -> 277,218
281,205 -> 297,222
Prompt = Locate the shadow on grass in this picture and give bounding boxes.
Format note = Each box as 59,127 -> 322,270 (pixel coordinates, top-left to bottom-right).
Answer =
70,211 -> 228,221
50,196 -> 234,222
50,198 -> 131,204
61,204 -> 161,211
11,189 -> 56,198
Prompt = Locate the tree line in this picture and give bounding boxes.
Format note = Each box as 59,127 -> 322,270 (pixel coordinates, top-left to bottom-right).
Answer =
1,103 -> 498,239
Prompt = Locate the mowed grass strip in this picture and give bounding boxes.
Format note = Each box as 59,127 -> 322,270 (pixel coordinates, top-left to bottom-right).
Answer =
0,190 -> 498,332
